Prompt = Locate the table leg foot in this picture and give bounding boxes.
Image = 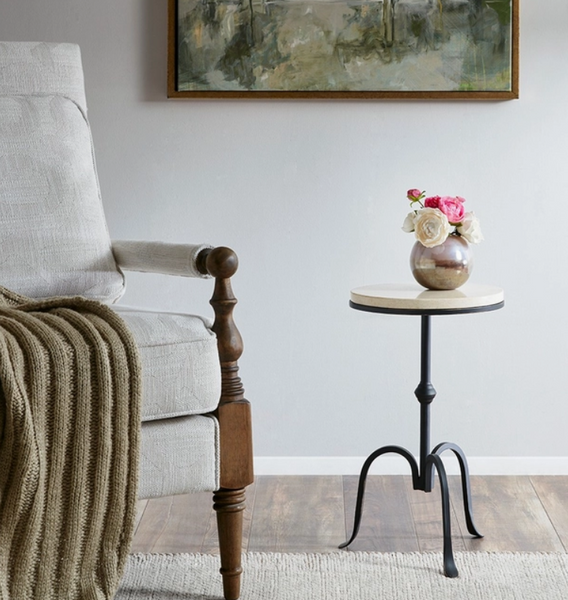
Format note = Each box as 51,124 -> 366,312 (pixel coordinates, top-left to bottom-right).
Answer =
432,442 -> 483,538
339,445 -> 419,549
424,454 -> 459,578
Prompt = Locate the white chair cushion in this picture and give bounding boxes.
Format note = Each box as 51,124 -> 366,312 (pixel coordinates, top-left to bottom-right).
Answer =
0,42 -> 125,301
112,306 -> 222,421
139,415 -> 220,498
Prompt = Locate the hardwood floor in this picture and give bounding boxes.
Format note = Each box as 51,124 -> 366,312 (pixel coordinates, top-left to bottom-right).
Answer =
132,476 -> 568,554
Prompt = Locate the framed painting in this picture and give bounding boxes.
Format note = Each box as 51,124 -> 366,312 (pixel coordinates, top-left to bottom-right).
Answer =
167,0 -> 519,99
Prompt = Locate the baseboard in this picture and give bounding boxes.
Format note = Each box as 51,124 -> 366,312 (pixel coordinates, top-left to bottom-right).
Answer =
254,456 -> 568,476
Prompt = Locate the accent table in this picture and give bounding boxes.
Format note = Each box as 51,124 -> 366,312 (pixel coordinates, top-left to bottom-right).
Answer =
340,283 -> 504,577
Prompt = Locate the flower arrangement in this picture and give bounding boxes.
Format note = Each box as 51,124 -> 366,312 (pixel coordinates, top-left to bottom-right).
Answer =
402,189 -> 483,248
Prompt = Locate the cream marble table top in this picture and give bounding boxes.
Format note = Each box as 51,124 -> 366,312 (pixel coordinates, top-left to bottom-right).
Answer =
350,283 -> 504,315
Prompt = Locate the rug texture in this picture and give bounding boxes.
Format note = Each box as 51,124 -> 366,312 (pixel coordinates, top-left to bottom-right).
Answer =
118,552 -> 568,600
0,288 -> 141,599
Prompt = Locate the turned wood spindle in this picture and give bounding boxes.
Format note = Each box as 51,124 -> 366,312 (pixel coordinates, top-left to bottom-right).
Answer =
198,246 -> 254,600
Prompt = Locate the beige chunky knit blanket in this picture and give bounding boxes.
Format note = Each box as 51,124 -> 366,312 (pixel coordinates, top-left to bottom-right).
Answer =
0,287 -> 141,599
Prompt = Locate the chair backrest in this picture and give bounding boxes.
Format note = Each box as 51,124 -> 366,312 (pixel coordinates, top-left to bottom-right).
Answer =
0,41 -> 125,302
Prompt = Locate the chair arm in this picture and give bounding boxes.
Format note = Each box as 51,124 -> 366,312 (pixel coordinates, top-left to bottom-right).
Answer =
114,239 -> 252,489
111,240 -> 213,278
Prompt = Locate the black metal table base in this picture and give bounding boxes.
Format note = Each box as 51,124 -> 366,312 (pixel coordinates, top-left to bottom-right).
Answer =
339,441 -> 482,577
340,315 -> 483,578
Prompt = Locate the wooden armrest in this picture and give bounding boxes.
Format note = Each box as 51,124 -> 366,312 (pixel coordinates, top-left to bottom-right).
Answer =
196,246 -> 239,279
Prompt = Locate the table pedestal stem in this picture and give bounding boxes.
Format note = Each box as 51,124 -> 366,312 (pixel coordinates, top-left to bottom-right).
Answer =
417,315 -> 435,488
340,315 -> 482,578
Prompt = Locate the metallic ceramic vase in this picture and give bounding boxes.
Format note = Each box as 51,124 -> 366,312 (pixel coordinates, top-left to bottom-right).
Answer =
410,234 -> 472,290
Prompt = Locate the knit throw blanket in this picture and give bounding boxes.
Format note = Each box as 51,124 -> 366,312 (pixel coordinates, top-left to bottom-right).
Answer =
0,288 -> 141,599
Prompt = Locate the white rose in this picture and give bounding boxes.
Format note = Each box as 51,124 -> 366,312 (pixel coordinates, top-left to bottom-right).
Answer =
414,208 -> 452,248
457,211 -> 484,244
401,212 -> 417,233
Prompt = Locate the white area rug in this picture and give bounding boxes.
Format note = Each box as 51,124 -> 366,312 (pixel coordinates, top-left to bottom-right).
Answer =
117,552 -> 568,599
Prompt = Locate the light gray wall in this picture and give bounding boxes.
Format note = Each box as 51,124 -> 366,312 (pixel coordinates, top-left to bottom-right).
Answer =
2,1 -> 567,464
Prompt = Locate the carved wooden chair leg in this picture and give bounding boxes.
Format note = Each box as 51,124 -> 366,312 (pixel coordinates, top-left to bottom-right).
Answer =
202,246 -> 254,600
214,488 -> 246,600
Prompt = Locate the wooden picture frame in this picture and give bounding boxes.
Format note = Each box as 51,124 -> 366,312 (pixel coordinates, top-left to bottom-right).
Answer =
168,0 -> 519,100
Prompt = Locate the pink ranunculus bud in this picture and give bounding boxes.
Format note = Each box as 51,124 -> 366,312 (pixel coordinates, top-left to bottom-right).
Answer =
424,195 -> 441,208
438,196 -> 466,224
407,189 -> 423,201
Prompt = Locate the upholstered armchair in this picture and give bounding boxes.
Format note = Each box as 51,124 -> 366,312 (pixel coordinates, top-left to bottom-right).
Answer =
0,42 -> 253,600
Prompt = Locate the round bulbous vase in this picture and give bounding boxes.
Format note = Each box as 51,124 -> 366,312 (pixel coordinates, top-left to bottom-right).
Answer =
410,234 -> 472,290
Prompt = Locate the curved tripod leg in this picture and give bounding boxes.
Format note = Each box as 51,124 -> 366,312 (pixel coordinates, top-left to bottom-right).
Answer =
424,454 -> 458,578
339,445 -> 419,549
433,442 -> 483,538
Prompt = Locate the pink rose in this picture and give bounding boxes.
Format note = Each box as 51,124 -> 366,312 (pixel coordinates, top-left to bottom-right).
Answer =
407,189 -> 424,201
438,196 -> 466,224
424,195 -> 441,208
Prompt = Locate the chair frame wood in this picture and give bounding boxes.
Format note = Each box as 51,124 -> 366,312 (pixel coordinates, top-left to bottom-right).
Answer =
197,246 -> 254,600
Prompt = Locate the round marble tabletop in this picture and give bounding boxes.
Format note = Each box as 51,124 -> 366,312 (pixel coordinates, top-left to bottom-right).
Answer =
350,283 -> 504,315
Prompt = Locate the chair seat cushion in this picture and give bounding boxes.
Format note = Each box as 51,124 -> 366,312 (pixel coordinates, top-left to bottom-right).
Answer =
139,415 -> 220,499
112,306 -> 221,422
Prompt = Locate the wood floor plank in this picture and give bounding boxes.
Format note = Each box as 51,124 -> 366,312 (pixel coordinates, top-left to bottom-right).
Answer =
449,476 -> 564,552
131,476 -> 568,555
530,476 -> 568,551
134,499 -> 148,536
342,475 -> 419,552
130,492 -> 214,553
247,476 -> 345,552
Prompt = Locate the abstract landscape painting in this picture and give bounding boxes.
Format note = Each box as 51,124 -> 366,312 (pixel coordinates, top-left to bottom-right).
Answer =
168,0 -> 518,98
